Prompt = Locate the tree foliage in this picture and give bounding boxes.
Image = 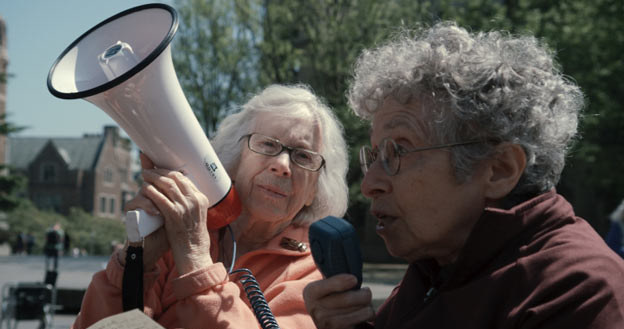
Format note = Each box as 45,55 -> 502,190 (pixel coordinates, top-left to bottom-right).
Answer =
3,202 -> 125,255
170,0 -> 624,235
172,0 -> 261,135
0,113 -> 26,213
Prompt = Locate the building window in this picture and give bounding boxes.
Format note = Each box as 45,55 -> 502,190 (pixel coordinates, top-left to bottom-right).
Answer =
109,198 -> 116,214
103,167 -> 114,184
40,162 -> 58,183
121,191 -> 134,214
100,196 -> 107,214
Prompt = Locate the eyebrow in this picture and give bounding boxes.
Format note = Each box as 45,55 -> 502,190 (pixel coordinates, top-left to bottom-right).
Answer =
368,118 -> 410,135
383,118 -> 414,131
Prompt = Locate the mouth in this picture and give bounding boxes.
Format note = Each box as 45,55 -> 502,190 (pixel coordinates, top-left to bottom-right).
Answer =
371,209 -> 398,231
258,184 -> 288,198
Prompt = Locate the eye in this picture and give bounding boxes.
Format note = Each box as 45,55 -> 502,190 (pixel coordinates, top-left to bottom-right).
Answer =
261,140 -> 278,148
395,143 -> 409,155
293,150 -> 313,164
257,139 -> 279,151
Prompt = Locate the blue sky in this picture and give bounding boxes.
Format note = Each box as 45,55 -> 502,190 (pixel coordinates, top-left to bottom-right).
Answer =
1,1 -> 173,137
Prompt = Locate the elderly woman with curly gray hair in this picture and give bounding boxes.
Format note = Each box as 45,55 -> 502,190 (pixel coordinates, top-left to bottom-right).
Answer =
304,22 -> 624,329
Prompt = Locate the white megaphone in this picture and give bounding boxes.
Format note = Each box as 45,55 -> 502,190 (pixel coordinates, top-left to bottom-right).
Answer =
47,3 -> 241,242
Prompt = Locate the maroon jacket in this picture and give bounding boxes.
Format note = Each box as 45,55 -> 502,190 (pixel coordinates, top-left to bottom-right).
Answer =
362,190 -> 624,329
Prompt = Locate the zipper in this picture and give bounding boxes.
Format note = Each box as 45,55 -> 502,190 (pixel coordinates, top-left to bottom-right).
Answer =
423,286 -> 438,304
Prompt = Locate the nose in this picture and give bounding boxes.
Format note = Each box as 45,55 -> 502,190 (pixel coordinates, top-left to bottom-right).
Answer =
360,161 -> 390,198
269,151 -> 292,177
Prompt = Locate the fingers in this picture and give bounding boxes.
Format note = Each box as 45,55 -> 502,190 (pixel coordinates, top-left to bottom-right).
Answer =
305,274 -> 360,300
143,169 -> 182,199
124,189 -> 160,216
134,165 -> 213,274
304,275 -> 374,329
142,169 -> 203,206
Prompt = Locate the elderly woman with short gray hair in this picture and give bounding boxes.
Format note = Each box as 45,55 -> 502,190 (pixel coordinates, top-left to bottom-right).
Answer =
73,84 -> 349,329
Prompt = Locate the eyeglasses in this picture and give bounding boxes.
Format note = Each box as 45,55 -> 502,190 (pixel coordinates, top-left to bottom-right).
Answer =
240,133 -> 325,172
359,138 -> 481,176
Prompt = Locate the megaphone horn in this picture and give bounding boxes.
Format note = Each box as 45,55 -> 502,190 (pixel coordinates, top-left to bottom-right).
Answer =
47,4 -> 241,242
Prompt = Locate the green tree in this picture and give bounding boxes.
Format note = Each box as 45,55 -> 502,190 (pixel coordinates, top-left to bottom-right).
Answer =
64,208 -> 126,255
530,0 -> 624,233
172,0 -> 261,135
169,0 -> 624,236
5,203 -> 125,255
258,0 -> 440,226
0,113 -> 26,212
438,0 -> 624,234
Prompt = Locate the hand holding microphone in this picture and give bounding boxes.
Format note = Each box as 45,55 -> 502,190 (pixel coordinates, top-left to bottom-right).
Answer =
304,217 -> 374,329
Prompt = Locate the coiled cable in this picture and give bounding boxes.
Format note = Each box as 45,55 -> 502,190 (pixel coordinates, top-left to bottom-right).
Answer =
226,225 -> 281,329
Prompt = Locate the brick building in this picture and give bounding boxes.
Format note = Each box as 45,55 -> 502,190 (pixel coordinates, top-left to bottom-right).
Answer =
5,126 -> 139,219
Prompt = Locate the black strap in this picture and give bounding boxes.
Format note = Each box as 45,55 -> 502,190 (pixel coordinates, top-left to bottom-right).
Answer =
122,245 -> 144,311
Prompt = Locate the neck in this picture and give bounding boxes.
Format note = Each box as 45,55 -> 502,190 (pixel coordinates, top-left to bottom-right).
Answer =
223,213 -> 291,261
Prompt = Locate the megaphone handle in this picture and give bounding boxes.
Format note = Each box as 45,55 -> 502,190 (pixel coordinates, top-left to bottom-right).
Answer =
125,209 -> 164,243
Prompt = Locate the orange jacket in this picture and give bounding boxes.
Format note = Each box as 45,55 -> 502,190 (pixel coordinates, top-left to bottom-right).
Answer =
72,224 -> 321,329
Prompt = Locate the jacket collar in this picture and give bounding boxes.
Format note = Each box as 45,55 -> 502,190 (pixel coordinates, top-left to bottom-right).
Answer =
414,190 -> 575,289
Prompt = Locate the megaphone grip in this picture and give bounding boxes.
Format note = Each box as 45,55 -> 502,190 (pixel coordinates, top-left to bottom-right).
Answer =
125,209 -> 164,242
125,185 -> 241,241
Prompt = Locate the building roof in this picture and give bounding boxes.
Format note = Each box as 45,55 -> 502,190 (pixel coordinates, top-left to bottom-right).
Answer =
7,135 -> 103,170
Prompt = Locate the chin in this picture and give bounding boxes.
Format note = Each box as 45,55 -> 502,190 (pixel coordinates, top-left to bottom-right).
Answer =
385,243 -> 420,263
383,241 -> 403,259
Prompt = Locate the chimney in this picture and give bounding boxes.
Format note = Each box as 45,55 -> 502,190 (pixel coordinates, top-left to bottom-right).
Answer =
104,125 -> 119,146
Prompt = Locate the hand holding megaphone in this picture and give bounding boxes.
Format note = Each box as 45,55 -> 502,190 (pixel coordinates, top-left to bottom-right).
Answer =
123,152 -> 216,273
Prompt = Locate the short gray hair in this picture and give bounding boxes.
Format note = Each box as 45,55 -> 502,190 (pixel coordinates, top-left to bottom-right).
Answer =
212,84 -> 349,225
348,22 -> 584,199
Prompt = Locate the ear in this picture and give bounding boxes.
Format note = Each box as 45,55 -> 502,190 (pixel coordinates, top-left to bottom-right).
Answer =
483,143 -> 526,200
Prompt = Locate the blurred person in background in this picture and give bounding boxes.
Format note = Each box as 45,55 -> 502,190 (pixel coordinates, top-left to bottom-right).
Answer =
44,222 -> 64,271
605,199 -> 624,258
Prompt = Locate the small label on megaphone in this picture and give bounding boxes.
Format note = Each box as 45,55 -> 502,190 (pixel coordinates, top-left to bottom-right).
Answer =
203,156 -> 222,183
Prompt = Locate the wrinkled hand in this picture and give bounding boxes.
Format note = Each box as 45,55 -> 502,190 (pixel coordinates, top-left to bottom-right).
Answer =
125,153 -> 213,275
303,274 -> 375,329
120,155 -> 170,272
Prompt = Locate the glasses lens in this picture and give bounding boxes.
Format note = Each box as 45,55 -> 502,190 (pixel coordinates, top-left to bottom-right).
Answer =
249,134 -> 281,155
381,139 -> 399,176
292,149 -> 322,170
248,133 -> 324,171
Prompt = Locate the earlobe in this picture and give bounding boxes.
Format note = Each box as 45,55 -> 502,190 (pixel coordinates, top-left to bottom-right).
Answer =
484,143 -> 527,200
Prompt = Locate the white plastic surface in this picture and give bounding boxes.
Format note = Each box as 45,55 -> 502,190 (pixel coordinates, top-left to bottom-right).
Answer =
48,6 -> 234,241
125,210 -> 164,242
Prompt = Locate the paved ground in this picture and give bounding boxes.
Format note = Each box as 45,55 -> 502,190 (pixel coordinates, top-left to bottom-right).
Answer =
0,247 -> 406,329
0,254 -> 107,329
